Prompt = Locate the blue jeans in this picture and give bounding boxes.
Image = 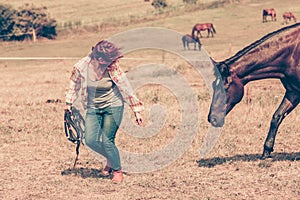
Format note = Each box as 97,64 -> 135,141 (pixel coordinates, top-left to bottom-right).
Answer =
84,105 -> 124,170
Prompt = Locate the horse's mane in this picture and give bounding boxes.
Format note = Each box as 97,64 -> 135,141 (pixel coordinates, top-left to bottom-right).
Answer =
223,22 -> 300,65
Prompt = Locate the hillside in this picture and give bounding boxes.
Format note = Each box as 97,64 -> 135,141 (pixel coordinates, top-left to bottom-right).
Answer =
0,0 -> 299,60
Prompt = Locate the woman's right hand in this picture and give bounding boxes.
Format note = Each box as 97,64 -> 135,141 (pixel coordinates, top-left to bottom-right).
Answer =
134,112 -> 143,126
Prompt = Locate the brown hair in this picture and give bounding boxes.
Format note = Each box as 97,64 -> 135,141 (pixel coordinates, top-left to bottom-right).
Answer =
90,40 -> 123,69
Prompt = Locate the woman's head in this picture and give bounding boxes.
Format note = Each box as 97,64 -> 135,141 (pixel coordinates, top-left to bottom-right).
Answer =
90,40 -> 123,69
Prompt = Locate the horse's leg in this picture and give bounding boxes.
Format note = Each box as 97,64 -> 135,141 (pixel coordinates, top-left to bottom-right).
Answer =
198,41 -> 201,50
263,15 -> 266,23
198,31 -> 202,38
262,91 -> 300,159
272,14 -> 276,21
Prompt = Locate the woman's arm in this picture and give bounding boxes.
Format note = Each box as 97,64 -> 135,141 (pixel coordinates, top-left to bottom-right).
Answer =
108,61 -> 144,125
108,61 -> 144,113
65,66 -> 82,109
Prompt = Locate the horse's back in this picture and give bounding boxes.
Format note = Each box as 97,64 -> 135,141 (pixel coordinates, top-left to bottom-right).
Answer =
283,12 -> 293,18
182,34 -> 191,40
193,23 -> 212,30
262,24 -> 300,80
263,8 -> 276,15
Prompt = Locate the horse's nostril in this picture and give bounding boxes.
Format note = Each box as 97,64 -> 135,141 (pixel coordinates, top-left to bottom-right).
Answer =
209,117 -> 217,126
209,115 -> 224,127
211,118 -> 217,126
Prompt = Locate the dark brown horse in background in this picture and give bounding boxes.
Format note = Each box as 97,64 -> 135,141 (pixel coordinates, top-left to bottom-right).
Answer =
192,23 -> 216,38
283,12 -> 297,24
208,23 -> 300,159
262,8 -> 277,22
182,34 -> 201,50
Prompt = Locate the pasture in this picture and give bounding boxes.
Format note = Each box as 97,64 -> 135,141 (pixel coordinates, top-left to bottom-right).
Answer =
0,0 -> 299,199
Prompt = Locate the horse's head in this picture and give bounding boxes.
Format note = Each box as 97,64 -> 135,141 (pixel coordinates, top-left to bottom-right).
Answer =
208,62 -> 244,127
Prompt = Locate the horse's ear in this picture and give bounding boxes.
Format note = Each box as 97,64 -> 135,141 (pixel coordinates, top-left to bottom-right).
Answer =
226,76 -> 233,84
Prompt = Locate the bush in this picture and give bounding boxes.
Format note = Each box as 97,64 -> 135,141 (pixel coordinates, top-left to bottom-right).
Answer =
0,4 -> 16,40
183,0 -> 197,4
0,3 -> 57,41
151,0 -> 168,9
15,3 -> 57,40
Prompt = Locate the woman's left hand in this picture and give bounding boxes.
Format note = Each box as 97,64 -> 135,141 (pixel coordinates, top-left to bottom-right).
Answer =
134,112 -> 143,126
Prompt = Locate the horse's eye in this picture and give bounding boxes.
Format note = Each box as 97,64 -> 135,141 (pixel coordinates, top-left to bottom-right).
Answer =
224,83 -> 230,90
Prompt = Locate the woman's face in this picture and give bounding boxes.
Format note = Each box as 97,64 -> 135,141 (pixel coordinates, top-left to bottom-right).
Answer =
90,58 -> 107,75
90,58 -> 100,69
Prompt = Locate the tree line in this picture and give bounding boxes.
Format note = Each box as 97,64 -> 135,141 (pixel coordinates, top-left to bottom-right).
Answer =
0,3 -> 57,41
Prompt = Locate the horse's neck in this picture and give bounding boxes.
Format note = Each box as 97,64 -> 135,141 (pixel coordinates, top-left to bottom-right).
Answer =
226,26 -> 300,85
227,48 -> 286,85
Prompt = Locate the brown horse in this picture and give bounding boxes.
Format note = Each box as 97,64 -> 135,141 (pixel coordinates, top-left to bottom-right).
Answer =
182,34 -> 201,50
192,23 -> 216,38
208,23 -> 300,159
262,8 -> 277,22
283,12 -> 297,24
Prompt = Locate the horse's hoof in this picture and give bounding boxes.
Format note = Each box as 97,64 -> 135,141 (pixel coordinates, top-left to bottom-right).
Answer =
261,154 -> 272,160
261,149 -> 272,160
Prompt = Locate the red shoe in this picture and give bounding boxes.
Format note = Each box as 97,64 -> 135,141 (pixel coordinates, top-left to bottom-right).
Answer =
101,166 -> 112,177
112,170 -> 123,183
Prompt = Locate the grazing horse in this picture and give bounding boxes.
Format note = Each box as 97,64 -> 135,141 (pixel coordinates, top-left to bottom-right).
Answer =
208,23 -> 300,159
262,8 -> 277,22
283,12 -> 297,24
192,23 -> 216,38
182,34 -> 201,50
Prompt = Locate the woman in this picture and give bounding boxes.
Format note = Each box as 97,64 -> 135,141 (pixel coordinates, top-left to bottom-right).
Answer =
65,40 -> 144,183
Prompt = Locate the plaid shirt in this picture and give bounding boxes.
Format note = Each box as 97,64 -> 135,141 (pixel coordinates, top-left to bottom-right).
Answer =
66,56 -> 144,113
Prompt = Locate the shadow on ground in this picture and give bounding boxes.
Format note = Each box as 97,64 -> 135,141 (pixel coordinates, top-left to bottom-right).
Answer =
197,152 -> 300,168
61,167 -> 110,179
61,152 -> 300,177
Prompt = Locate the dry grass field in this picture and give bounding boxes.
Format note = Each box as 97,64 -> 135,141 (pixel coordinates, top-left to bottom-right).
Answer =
0,0 -> 300,199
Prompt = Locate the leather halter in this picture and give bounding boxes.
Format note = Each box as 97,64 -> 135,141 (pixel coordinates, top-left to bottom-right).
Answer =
216,62 -> 233,90
64,107 -> 85,169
